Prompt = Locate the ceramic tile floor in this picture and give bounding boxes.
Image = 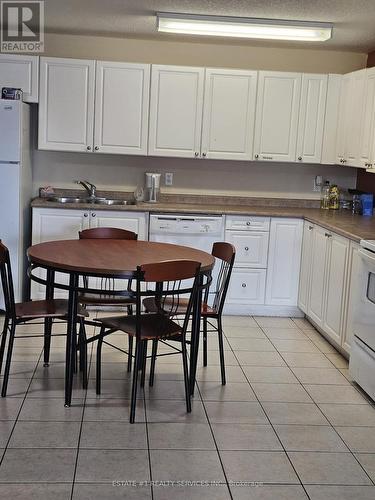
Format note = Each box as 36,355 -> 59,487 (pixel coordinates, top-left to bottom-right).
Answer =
0,313 -> 375,499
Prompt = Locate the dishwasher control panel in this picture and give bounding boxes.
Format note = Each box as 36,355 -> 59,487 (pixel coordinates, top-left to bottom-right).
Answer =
149,214 -> 224,235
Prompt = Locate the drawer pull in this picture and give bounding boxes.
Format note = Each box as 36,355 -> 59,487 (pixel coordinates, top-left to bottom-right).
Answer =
308,225 -> 313,230
241,283 -> 247,288
325,232 -> 332,238
246,222 -> 251,226
244,246 -> 249,251
84,213 -> 88,218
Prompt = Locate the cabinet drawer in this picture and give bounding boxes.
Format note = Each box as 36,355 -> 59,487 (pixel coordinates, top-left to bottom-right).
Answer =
226,231 -> 269,267
226,215 -> 270,231
226,268 -> 266,305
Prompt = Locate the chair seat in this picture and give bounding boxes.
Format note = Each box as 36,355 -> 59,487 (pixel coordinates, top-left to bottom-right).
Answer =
78,292 -> 136,306
98,313 -> 182,340
143,297 -> 216,317
15,299 -> 89,320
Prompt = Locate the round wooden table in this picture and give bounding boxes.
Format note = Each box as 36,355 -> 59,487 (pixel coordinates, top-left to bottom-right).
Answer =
28,239 -> 215,406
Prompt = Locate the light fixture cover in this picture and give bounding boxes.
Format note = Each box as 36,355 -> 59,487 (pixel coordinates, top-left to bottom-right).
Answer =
157,13 -> 333,42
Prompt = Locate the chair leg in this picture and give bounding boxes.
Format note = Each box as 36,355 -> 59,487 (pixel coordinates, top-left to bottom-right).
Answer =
203,317 -> 208,367
0,316 -> 9,376
1,321 -> 16,397
96,326 -> 105,395
127,335 -> 133,373
217,316 -> 226,386
130,339 -> 141,424
140,339 -> 148,388
43,317 -> 53,367
79,319 -> 88,389
149,339 -> 158,387
181,335 -> 191,413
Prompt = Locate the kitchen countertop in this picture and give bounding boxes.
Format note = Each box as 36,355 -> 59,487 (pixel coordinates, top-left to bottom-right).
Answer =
31,196 -> 375,243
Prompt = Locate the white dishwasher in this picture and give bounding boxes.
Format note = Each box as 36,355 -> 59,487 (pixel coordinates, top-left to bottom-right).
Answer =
149,214 -> 225,298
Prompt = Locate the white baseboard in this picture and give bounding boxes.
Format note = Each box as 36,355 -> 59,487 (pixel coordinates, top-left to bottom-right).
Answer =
223,304 -> 304,317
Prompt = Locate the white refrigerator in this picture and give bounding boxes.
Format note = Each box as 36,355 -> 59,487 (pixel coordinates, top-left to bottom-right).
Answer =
0,99 -> 32,309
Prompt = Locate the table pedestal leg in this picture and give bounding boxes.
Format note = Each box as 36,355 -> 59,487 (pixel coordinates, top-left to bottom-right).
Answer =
65,273 -> 78,407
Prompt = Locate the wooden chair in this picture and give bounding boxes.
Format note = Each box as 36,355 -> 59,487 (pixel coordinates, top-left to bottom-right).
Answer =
87,259 -> 201,423
0,241 -> 88,397
144,242 -> 235,385
78,227 -> 138,372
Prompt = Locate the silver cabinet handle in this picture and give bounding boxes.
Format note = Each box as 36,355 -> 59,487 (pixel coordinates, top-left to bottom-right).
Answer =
202,152 -> 207,157
308,225 -> 314,230
246,221 -> 251,226
244,246 -> 249,251
241,283 -> 247,288
94,146 -> 99,151
92,213 -> 96,218
325,232 -> 332,238
298,156 -> 302,161
84,213 -> 88,217
86,146 -> 91,151
194,152 -> 199,157
254,154 -> 259,159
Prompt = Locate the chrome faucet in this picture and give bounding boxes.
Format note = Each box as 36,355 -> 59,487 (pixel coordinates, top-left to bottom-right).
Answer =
75,180 -> 97,199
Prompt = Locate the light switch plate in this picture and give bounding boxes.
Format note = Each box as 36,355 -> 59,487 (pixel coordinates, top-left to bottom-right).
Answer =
165,172 -> 173,186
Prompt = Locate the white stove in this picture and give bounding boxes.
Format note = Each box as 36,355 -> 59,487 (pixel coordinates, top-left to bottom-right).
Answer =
349,239 -> 375,400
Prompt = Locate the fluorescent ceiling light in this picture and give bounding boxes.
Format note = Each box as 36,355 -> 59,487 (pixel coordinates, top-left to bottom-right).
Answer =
157,13 -> 333,42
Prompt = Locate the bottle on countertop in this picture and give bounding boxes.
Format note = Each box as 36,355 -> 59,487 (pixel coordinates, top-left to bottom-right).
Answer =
329,184 -> 340,210
320,181 -> 330,210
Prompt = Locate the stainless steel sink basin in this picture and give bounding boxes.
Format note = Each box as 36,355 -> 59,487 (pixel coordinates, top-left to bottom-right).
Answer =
47,196 -> 90,204
47,196 -> 136,206
93,198 -> 136,206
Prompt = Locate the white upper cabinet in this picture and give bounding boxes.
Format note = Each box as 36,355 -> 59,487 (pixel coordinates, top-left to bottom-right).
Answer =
321,74 -> 342,165
254,71 -> 302,162
39,57 -> 95,152
201,68 -> 258,160
94,61 -> 150,155
358,67 -> 375,169
0,54 -> 39,102
296,74 -> 328,164
148,65 -> 205,158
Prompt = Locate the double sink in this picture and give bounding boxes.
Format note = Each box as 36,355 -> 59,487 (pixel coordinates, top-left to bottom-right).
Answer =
47,196 -> 136,206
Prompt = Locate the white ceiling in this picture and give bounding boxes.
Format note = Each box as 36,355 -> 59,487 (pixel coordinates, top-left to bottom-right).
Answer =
43,0 -> 375,52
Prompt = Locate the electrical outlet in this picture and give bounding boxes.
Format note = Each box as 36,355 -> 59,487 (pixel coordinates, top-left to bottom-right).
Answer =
165,172 -> 173,186
313,175 -> 323,192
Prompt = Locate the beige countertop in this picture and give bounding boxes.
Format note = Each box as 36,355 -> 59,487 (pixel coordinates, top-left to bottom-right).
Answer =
31,196 -> 375,243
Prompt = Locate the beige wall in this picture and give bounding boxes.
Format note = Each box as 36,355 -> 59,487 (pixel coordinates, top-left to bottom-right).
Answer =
44,33 -> 367,74
33,150 -> 357,200
33,33 -> 362,199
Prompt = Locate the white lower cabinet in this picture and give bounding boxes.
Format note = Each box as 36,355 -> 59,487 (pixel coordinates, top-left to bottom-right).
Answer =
227,268 -> 266,305
31,208 -> 148,299
299,221 -> 357,355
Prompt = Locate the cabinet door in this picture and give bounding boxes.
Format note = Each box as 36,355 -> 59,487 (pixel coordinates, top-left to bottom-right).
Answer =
358,67 -> 375,169
298,221 -> 314,314
39,57 -> 95,152
323,232 -> 349,344
89,210 -> 148,240
296,74 -> 327,164
254,71 -> 301,162
201,68 -> 257,160
322,74 -> 342,165
265,218 -> 303,306
148,65 -> 204,158
307,225 -> 328,327
225,231 -> 269,268
94,61 -> 150,155
335,74 -> 351,164
345,69 -> 366,167
0,54 -> 38,102
31,208 -> 90,299
226,268 -> 266,305
342,241 -> 360,354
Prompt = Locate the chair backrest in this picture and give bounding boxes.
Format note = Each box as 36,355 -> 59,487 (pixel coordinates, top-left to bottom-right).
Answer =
209,242 -> 236,314
78,227 -> 138,240
136,260 -> 201,337
0,241 -> 16,319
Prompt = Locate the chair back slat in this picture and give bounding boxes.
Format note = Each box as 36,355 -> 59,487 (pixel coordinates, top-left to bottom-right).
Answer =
210,242 -> 235,314
79,227 -> 138,240
140,260 -> 200,283
0,241 -> 16,318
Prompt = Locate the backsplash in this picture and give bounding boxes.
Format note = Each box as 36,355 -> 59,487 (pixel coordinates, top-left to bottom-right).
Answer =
32,150 -> 357,200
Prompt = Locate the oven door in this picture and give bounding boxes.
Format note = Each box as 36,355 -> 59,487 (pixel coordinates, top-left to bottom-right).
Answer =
354,247 -> 375,350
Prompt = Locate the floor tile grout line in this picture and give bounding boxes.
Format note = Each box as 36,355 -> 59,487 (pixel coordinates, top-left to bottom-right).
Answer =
0,347 -> 43,468
222,317 -> 312,499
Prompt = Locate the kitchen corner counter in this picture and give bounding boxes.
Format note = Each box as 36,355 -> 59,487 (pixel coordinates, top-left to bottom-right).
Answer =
31,197 -> 375,243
